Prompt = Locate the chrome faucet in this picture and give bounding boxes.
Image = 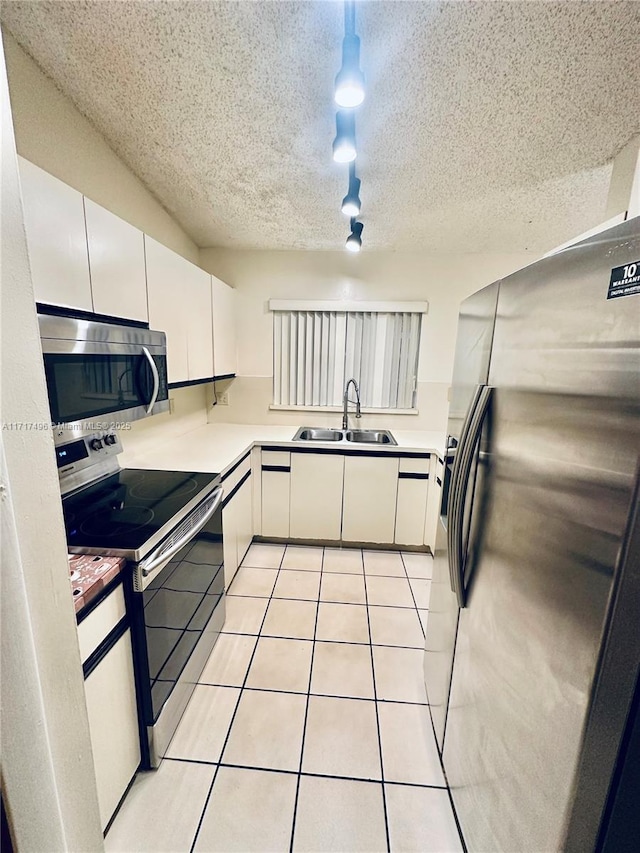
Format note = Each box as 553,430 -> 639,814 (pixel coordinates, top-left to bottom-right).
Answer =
342,378 -> 362,430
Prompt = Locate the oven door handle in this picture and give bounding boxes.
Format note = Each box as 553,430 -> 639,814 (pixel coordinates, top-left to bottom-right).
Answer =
139,486 -> 224,579
142,346 -> 160,414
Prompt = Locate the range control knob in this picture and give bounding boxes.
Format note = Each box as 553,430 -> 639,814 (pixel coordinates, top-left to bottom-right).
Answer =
89,438 -> 103,451
103,434 -> 117,446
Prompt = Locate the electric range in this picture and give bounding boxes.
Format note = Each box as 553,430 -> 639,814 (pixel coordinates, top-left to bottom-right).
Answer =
58,430 -> 226,768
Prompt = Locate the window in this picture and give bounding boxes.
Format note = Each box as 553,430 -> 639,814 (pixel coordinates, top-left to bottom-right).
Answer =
270,300 -> 427,410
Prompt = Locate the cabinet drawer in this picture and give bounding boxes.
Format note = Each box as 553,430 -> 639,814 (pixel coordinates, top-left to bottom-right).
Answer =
262,450 -> 291,468
77,585 -> 126,664
221,454 -> 251,495
399,456 -> 430,474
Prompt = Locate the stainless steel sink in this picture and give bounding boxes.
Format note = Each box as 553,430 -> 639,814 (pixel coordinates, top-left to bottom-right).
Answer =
293,427 -> 345,442
292,426 -> 397,445
346,429 -> 397,445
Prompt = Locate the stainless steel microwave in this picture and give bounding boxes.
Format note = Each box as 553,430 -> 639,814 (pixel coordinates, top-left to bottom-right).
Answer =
39,315 -> 169,442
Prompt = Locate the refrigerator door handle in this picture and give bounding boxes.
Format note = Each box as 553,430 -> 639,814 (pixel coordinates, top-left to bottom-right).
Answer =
448,384 -> 493,607
447,384 -> 483,601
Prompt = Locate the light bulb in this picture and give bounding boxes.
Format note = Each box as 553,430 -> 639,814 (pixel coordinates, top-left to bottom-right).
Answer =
334,35 -> 365,108
341,169 -> 361,216
345,219 -> 363,253
332,110 -> 357,164
333,140 -> 357,164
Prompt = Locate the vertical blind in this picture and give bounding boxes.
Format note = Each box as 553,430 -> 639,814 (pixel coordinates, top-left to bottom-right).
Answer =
272,310 -> 422,409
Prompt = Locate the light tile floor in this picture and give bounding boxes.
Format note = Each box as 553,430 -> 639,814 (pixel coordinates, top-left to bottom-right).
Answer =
106,544 -> 463,853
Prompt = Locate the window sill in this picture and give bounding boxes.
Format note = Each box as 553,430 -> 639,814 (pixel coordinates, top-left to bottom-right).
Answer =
269,405 -> 419,416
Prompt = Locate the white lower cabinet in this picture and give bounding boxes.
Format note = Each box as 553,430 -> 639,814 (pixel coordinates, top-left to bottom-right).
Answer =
290,453 -> 344,540
423,456 -> 443,551
222,499 -> 239,588
342,455 -> 399,544
222,473 -> 254,588
261,451 -> 290,538
395,457 -> 430,547
235,476 -> 253,566
83,628 -> 140,831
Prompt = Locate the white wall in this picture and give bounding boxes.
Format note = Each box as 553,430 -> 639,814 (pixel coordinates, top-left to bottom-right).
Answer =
200,248 -> 532,432
2,29 -> 200,265
0,32 -> 103,851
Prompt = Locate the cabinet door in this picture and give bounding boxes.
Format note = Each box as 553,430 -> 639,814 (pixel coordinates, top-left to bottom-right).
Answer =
342,455 -> 399,544
211,275 -> 237,376
290,453 -> 344,541
18,157 -> 92,310
423,456 -> 443,552
235,476 -> 254,565
261,452 -> 290,538
223,499 -> 239,589
85,198 -> 148,322
187,265 -> 214,380
395,457 -> 430,547
145,236 -> 188,383
395,478 -> 429,546
84,629 -> 140,830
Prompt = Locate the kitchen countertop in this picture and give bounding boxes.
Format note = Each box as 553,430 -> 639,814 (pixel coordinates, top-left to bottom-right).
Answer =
69,553 -> 126,615
121,423 -> 445,477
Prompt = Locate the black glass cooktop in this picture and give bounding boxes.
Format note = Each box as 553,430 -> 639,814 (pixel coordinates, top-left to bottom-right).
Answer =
63,468 -> 220,556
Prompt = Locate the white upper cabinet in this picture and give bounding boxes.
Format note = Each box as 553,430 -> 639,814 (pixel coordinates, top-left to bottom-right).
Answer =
211,275 -> 238,376
84,198 -> 148,322
18,156 -> 93,311
144,235 -> 189,384
186,265 -> 214,380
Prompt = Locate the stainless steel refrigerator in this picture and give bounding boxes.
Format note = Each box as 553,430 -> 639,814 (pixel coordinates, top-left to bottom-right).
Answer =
424,217 -> 640,852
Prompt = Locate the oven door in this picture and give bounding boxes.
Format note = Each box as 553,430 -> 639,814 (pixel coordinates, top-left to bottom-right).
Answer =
129,486 -> 225,768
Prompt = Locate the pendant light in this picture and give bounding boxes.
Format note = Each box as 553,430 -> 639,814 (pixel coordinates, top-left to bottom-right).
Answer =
341,162 -> 362,217
334,1 -> 365,108
332,109 -> 357,163
346,219 -> 364,253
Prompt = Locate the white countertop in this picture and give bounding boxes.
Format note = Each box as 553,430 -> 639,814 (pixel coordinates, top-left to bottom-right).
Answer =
122,423 -> 445,476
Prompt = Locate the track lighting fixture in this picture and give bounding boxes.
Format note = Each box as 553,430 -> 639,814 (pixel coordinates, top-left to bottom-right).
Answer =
341,163 -> 362,217
334,1 -> 365,108
346,219 -> 363,253
332,109 -> 357,164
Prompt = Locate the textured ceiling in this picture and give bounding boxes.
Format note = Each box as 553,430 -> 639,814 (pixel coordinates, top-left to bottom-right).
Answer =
2,1 -> 639,253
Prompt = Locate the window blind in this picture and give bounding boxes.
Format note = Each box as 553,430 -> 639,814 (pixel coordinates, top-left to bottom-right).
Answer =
272,309 -> 422,409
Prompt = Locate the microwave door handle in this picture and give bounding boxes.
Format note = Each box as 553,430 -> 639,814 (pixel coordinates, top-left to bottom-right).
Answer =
142,346 -> 160,414
448,385 -> 493,608
140,486 -> 224,579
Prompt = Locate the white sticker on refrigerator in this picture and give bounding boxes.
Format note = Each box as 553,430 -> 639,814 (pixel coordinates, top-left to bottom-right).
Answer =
607,261 -> 640,299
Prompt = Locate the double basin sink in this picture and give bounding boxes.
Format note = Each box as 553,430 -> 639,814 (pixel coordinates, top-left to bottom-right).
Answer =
293,427 -> 397,446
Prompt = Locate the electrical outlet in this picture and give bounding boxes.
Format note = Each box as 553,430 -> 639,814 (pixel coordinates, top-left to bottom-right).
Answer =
218,391 -> 229,406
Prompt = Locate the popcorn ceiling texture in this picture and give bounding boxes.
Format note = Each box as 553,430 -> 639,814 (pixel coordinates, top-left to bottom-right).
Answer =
2,1 -> 639,253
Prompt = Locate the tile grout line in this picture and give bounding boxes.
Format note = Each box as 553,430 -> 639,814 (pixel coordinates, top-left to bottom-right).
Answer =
288,546 -> 324,853
164,755 -> 449,790
227,592 -> 424,611
363,550 -> 392,853
188,545 -> 288,853
399,551 -> 425,638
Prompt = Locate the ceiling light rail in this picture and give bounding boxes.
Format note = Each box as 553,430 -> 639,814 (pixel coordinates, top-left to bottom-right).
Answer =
332,1 -> 367,252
